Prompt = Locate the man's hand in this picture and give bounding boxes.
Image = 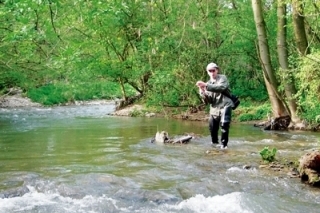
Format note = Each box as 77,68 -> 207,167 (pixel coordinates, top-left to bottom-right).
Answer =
196,81 -> 207,94
196,81 -> 207,88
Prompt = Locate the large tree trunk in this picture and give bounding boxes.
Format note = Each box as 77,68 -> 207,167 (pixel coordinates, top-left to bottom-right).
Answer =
276,0 -> 300,123
251,0 -> 289,118
292,0 -> 310,55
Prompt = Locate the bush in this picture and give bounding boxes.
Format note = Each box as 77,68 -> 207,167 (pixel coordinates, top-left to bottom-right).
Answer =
27,84 -> 68,105
260,146 -> 277,162
237,101 -> 271,122
0,71 -> 31,91
27,81 -> 131,106
294,52 -> 320,124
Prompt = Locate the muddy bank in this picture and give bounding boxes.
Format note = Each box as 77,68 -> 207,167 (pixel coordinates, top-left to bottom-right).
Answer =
110,104 -> 209,121
0,93 -> 114,109
0,94 -> 41,108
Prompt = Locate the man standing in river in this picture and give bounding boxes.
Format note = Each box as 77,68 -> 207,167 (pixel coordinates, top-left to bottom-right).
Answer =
196,62 -> 234,149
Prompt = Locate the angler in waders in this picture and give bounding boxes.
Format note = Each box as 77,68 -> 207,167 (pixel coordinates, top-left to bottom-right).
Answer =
196,62 -> 234,149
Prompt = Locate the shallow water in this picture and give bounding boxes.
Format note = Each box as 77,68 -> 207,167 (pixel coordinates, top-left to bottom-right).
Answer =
0,104 -> 320,213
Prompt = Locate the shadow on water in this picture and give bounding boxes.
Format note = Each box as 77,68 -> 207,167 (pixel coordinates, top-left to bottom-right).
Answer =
0,104 -> 320,212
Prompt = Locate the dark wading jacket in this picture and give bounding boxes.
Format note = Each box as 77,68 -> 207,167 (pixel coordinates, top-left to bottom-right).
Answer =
199,74 -> 234,123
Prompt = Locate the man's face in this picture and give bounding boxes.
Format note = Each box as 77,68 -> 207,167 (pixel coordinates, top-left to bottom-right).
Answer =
207,68 -> 218,78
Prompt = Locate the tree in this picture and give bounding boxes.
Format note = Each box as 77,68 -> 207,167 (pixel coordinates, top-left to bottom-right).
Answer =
251,0 -> 289,119
292,0 -> 310,55
276,0 -> 300,123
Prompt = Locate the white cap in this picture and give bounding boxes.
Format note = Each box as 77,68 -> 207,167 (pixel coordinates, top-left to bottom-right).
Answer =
206,62 -> 219,71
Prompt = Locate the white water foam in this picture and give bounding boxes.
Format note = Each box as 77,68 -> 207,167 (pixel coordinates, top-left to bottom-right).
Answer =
0,186 -> 124,213
167,192 -> 253,213
2,186 -> 318,213
0,185 -> 253,213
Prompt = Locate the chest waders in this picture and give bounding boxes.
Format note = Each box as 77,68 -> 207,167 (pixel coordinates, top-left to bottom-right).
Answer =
209,106 -> 232,147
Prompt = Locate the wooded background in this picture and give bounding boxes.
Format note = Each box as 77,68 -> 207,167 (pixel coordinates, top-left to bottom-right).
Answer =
0,0 -> 319,124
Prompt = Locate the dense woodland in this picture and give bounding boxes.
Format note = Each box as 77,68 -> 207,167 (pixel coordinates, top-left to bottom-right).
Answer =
0,0 -> 319,126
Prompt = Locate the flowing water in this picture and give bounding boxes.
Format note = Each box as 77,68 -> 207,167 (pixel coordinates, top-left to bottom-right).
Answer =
0,103 -> 320,213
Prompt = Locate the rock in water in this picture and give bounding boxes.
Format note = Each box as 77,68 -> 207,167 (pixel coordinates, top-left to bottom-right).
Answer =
298,150 -> 320,186
154,131 -> 169,143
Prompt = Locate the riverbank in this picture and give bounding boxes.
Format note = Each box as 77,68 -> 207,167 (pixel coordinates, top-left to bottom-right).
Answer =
110,103 -> 209,122
1,93 -> 209,122
0,93 -> 41,108
1,93 -> 319,131
0,93 -> 115,108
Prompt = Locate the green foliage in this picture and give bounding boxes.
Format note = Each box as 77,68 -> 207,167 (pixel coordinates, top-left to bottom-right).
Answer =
232,85 -> 268,102
300,104 -> 320,125
129,109 -> 145,117
260,146 -> 277,162
27,82 -> 124,106
238,113 -> 256,122
0,71 -> 27,91
294,52 -> 320,124
27,84 -> 68,105
0,0 -> 319,124
145,69 -> 184,107
237,101 -> 271,122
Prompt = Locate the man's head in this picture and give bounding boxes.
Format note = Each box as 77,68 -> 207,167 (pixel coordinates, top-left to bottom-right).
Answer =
206,62 -> 219,78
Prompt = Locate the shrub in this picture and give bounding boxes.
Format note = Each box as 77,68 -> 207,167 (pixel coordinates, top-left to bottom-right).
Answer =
260,146 -> 277,162
27,81 -> 130,106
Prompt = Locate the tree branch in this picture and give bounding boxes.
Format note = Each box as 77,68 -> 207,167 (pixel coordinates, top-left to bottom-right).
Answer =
48,0 -> 62,41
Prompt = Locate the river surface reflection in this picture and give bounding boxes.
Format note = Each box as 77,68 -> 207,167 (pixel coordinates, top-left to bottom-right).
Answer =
0,104 -> 320,213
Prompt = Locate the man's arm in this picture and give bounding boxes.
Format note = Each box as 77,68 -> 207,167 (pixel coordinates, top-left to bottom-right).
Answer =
206,75 -> 229,93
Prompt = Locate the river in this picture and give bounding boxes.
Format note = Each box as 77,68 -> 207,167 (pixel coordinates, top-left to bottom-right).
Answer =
0,103 -> 320,213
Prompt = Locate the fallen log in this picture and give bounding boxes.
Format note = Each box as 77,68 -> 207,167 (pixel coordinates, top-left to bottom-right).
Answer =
171,135 -> 193,144
151,131 -> 193,144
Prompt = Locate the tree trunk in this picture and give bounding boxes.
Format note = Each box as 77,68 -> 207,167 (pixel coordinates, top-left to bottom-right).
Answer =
292,0 -> 310,55
251,0 -> 289,118
276,0 -> 300,123
119,77 -> 127,101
